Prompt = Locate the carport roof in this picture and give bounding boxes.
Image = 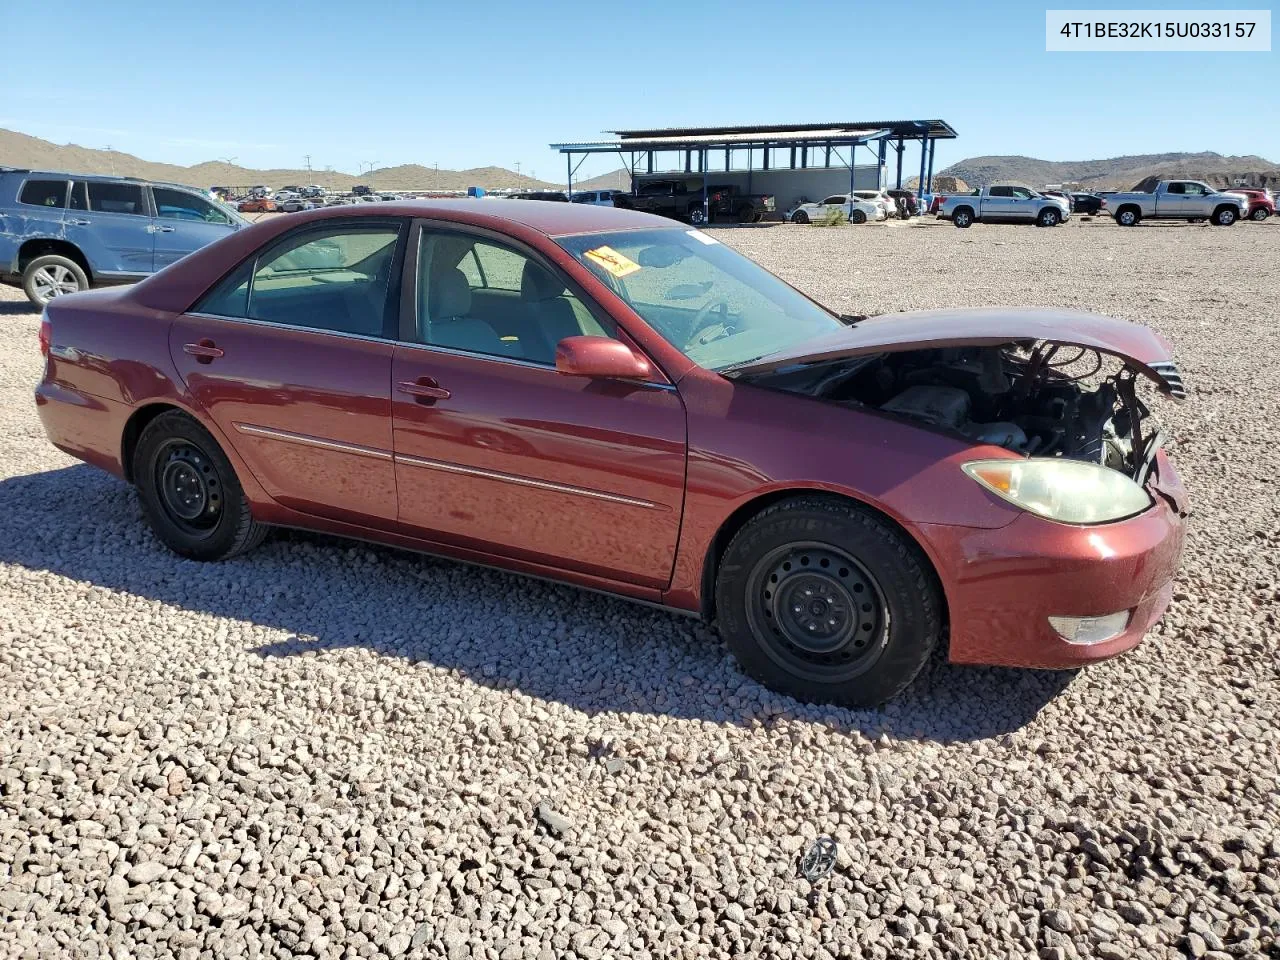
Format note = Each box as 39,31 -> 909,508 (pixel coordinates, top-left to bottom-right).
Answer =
551,120 -> 956,153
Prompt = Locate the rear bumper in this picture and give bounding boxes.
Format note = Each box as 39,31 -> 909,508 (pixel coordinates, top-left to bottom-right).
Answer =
35,380 -> 128,478
914,460 -> 1187,669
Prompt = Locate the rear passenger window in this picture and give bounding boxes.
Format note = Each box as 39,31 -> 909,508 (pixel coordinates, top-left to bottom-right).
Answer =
87,182 -> 147,215
988,186 -> 1013,197
19,180 -> 68,208
249,225 -> 402,336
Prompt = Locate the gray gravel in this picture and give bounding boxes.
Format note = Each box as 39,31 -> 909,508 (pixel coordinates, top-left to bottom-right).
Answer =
2,216 -> 1278,959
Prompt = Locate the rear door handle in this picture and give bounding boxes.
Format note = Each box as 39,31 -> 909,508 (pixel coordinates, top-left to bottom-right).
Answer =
183,340 -> 224,363
397,378 -> 451,402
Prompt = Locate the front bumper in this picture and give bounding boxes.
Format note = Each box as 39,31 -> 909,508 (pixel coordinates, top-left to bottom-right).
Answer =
913,454 -> 1187,669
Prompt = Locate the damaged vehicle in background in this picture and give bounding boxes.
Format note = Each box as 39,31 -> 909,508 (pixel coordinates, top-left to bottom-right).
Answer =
35,201 -> 1186,707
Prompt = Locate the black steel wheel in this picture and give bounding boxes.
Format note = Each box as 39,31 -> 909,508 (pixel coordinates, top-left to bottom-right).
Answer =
850,209 -> 867,224
791,210 -> 810,225
714,496 -> 943,706
746,542 -> 888,684
133,410 -> 268,561
153,439 -> 222,538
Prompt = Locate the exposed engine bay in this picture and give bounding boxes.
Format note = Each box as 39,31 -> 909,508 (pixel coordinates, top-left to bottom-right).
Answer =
758,342 -> 1161,479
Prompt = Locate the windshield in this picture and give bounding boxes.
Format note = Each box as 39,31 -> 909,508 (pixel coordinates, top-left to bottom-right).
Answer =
555,228 -> 846,370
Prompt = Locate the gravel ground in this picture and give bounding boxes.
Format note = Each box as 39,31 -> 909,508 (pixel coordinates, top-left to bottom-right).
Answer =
1,216 -> 1278,960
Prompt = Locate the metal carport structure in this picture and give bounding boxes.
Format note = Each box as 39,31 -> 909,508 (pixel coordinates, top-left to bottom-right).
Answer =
551,120 -> 957,219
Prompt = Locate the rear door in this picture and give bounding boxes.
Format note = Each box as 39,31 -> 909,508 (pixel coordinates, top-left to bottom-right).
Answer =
63,180 -> 154,277
171,218 -> 406,527
982,185 -> 1014,219
150,186 -> 240,270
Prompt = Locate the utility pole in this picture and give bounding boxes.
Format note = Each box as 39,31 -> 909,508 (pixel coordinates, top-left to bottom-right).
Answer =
304,154 -> 312,175
515,161 -> 521,177
104,146 -> 115,176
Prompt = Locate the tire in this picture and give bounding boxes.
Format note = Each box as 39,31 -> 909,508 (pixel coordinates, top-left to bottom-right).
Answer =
791,211 -> 810,225
23,254 -> 89,307
714,496 -> 943,707
688,205 -> 708,226
1251,207 -> 1270,221
850,209 -> 867,224
132,411 -> 268,561
1116,207 -> 1140,227
951,207 -> 974,228
737,205 -> 756,224
1037,207 -> 1061,227
1213,206 -> 1238,226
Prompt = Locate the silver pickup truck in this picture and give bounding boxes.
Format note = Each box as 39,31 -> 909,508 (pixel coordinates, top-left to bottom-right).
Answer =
936,185 -> 1070,228
1107,180 -> 1248,227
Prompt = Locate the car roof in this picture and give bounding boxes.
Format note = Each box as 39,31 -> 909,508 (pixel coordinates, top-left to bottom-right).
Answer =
1,168 -> 205,190
127,198 -> 682,315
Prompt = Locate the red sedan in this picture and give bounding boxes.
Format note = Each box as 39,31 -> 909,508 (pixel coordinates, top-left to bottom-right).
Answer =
34,201 -> 1188,705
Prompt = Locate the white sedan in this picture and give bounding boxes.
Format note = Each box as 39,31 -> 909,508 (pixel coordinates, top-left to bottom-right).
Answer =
786,193 -> 886,224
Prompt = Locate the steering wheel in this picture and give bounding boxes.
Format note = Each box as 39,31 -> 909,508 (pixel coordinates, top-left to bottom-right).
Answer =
687,300 -> 733,348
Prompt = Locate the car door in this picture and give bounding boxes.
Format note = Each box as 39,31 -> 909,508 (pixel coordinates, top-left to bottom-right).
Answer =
1009,187 -> 1039,220
170,219 -> 407,528
150,186 -> 241,270
1160,181 -> 1187,216
62,180 -> 154,277
389,222 -> 687,587
817,195 -> 846,219
982,186 -> 1014,220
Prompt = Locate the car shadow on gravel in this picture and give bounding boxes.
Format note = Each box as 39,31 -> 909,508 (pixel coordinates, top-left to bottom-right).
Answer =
0,465 -> 1076,743
0,300 -> 38,317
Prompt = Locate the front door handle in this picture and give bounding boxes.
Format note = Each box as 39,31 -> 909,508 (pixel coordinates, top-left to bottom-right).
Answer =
397,378 -> 451,402
183,339 -> 224,363
66,218 -> 91,226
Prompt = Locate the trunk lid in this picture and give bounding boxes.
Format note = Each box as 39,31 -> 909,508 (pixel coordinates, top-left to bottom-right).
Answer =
724,307 -> 1185,398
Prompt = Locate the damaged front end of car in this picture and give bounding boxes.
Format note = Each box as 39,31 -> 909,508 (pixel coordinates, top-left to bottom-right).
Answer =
722,308 -> 1186,510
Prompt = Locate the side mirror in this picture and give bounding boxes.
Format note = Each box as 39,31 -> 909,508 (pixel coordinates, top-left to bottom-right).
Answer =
555,336 -> 652,380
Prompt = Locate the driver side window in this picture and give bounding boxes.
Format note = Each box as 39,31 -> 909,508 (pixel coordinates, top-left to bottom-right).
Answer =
153,187 -> 231,224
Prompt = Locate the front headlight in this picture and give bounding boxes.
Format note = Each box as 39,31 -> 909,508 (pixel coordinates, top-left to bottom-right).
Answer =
962,458 -> 1152,525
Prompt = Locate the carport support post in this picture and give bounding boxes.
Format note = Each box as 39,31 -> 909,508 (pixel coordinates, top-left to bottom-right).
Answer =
848,143 -> 857,222
566,153 -> 572,198
895,138 -> 904,189
926,138 -> 936,194
702,149 -> 709,222
918,140 -> 928,199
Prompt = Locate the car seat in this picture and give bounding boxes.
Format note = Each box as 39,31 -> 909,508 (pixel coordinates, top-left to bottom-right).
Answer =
517,261 -> 584,364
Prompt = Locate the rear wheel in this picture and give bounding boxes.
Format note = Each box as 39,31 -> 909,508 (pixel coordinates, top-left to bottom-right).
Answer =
951,207 -> 974,228
23,254 -> 88,307
133,411 -> 267,561
1250,207 -> 1270,221
1116,207 -> 1140,226
1037,207 -> 1061,227
791,210 -> 810,225
737,205 -> 756,224
850,209 -> 867,224
688,205 -> 709,226
714,497 -> 942,707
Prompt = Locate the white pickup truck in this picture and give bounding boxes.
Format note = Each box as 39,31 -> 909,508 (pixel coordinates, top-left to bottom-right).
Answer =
936,185 -> 1070,228
1107,181 -> 1248,227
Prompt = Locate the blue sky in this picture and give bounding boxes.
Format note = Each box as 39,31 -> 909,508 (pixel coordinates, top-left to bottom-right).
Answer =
3,0 -> 1275,181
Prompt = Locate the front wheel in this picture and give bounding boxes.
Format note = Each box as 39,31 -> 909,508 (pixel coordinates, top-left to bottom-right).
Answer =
714,497 -> 942,707
688,205 -> 708,226
1037,207 -> 1061,227
1213,206 -> 1238,226
133,411 -> 268,561
23,254 -> 89,307
791,210 -> 810,225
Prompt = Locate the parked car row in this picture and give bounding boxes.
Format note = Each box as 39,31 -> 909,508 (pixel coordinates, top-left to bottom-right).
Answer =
612,178 -> 776,225
930,180 -> 1271,229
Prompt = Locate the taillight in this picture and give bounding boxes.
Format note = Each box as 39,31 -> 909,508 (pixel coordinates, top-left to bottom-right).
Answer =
39,313 -> 51,357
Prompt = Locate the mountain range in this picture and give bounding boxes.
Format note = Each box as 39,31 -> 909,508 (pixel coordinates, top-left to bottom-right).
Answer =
2,129 -> 1274,195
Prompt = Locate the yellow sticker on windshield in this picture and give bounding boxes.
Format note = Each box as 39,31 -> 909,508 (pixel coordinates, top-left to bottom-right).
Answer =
583,245 -> 641,278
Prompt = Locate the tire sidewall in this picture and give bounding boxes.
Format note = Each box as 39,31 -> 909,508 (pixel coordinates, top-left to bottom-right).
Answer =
23,254 -> 89,306
851,210 -> 867,224
953,209 -> 972,228
715,501 -> 940,706
792,211 -> 809,224
1117,209 -> 1138,226
1039,208 -> 1060,227
133,412 -> 256,561
1215,207 -> 1237,226
689,206 -> 707,225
